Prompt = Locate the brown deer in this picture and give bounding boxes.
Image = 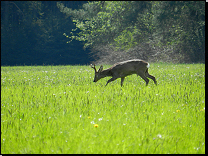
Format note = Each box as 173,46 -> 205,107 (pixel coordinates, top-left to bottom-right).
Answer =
90,59 -> 157,87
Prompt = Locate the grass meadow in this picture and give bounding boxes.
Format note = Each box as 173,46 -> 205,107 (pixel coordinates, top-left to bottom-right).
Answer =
1,63 -> 205,154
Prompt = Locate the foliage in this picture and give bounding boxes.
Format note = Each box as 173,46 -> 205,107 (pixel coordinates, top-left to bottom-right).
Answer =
57,1 -> 205,63
1,1 -> 91,65
57,1 -> 152,50
1,64 -> 205,154
1,1 -> 205,65
152,1 -> 205,62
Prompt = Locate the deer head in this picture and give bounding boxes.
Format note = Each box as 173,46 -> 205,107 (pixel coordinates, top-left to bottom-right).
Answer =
90,64 -> 103,82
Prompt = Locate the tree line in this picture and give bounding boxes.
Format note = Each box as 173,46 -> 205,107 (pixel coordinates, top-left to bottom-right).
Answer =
58,1 -> 205,64
1,1 -> 205,66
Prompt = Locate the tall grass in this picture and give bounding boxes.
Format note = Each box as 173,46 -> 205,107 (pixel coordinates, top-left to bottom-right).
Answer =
1,63 -> 205,154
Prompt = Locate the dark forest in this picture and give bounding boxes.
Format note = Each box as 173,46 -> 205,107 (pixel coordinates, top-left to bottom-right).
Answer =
1,1 -> 205,66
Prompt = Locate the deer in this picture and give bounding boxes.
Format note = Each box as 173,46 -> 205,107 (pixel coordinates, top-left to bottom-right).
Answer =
90,59 -> 157,87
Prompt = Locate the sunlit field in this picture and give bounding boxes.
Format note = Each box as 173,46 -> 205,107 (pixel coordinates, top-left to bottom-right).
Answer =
1,63 -> 205,154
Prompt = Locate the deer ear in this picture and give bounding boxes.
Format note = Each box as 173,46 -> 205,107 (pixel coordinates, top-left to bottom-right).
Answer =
98,65 -> 103,72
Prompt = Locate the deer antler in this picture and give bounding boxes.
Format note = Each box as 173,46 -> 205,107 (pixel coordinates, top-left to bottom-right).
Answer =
90,63 -> 97,72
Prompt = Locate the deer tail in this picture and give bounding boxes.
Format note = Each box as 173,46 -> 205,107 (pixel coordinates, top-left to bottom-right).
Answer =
147,63 -> 150,68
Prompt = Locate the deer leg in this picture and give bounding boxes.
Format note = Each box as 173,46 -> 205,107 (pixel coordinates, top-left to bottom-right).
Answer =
121,77 -> 125,87
146,74 -> 157,85
105,77 -> 117,86
137,72 -> 149,86
145,69 -> 157,85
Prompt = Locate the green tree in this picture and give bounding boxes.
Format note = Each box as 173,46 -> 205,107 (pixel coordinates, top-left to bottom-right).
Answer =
57,1 -> 153,50
57,1 -> 205,63
152,1 -> 205,62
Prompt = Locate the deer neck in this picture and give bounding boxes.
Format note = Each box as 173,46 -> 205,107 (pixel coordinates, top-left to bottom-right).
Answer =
100,69 -> 112,77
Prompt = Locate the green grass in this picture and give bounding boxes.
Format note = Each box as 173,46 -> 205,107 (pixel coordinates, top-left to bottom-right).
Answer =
1,63 -> 205,154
